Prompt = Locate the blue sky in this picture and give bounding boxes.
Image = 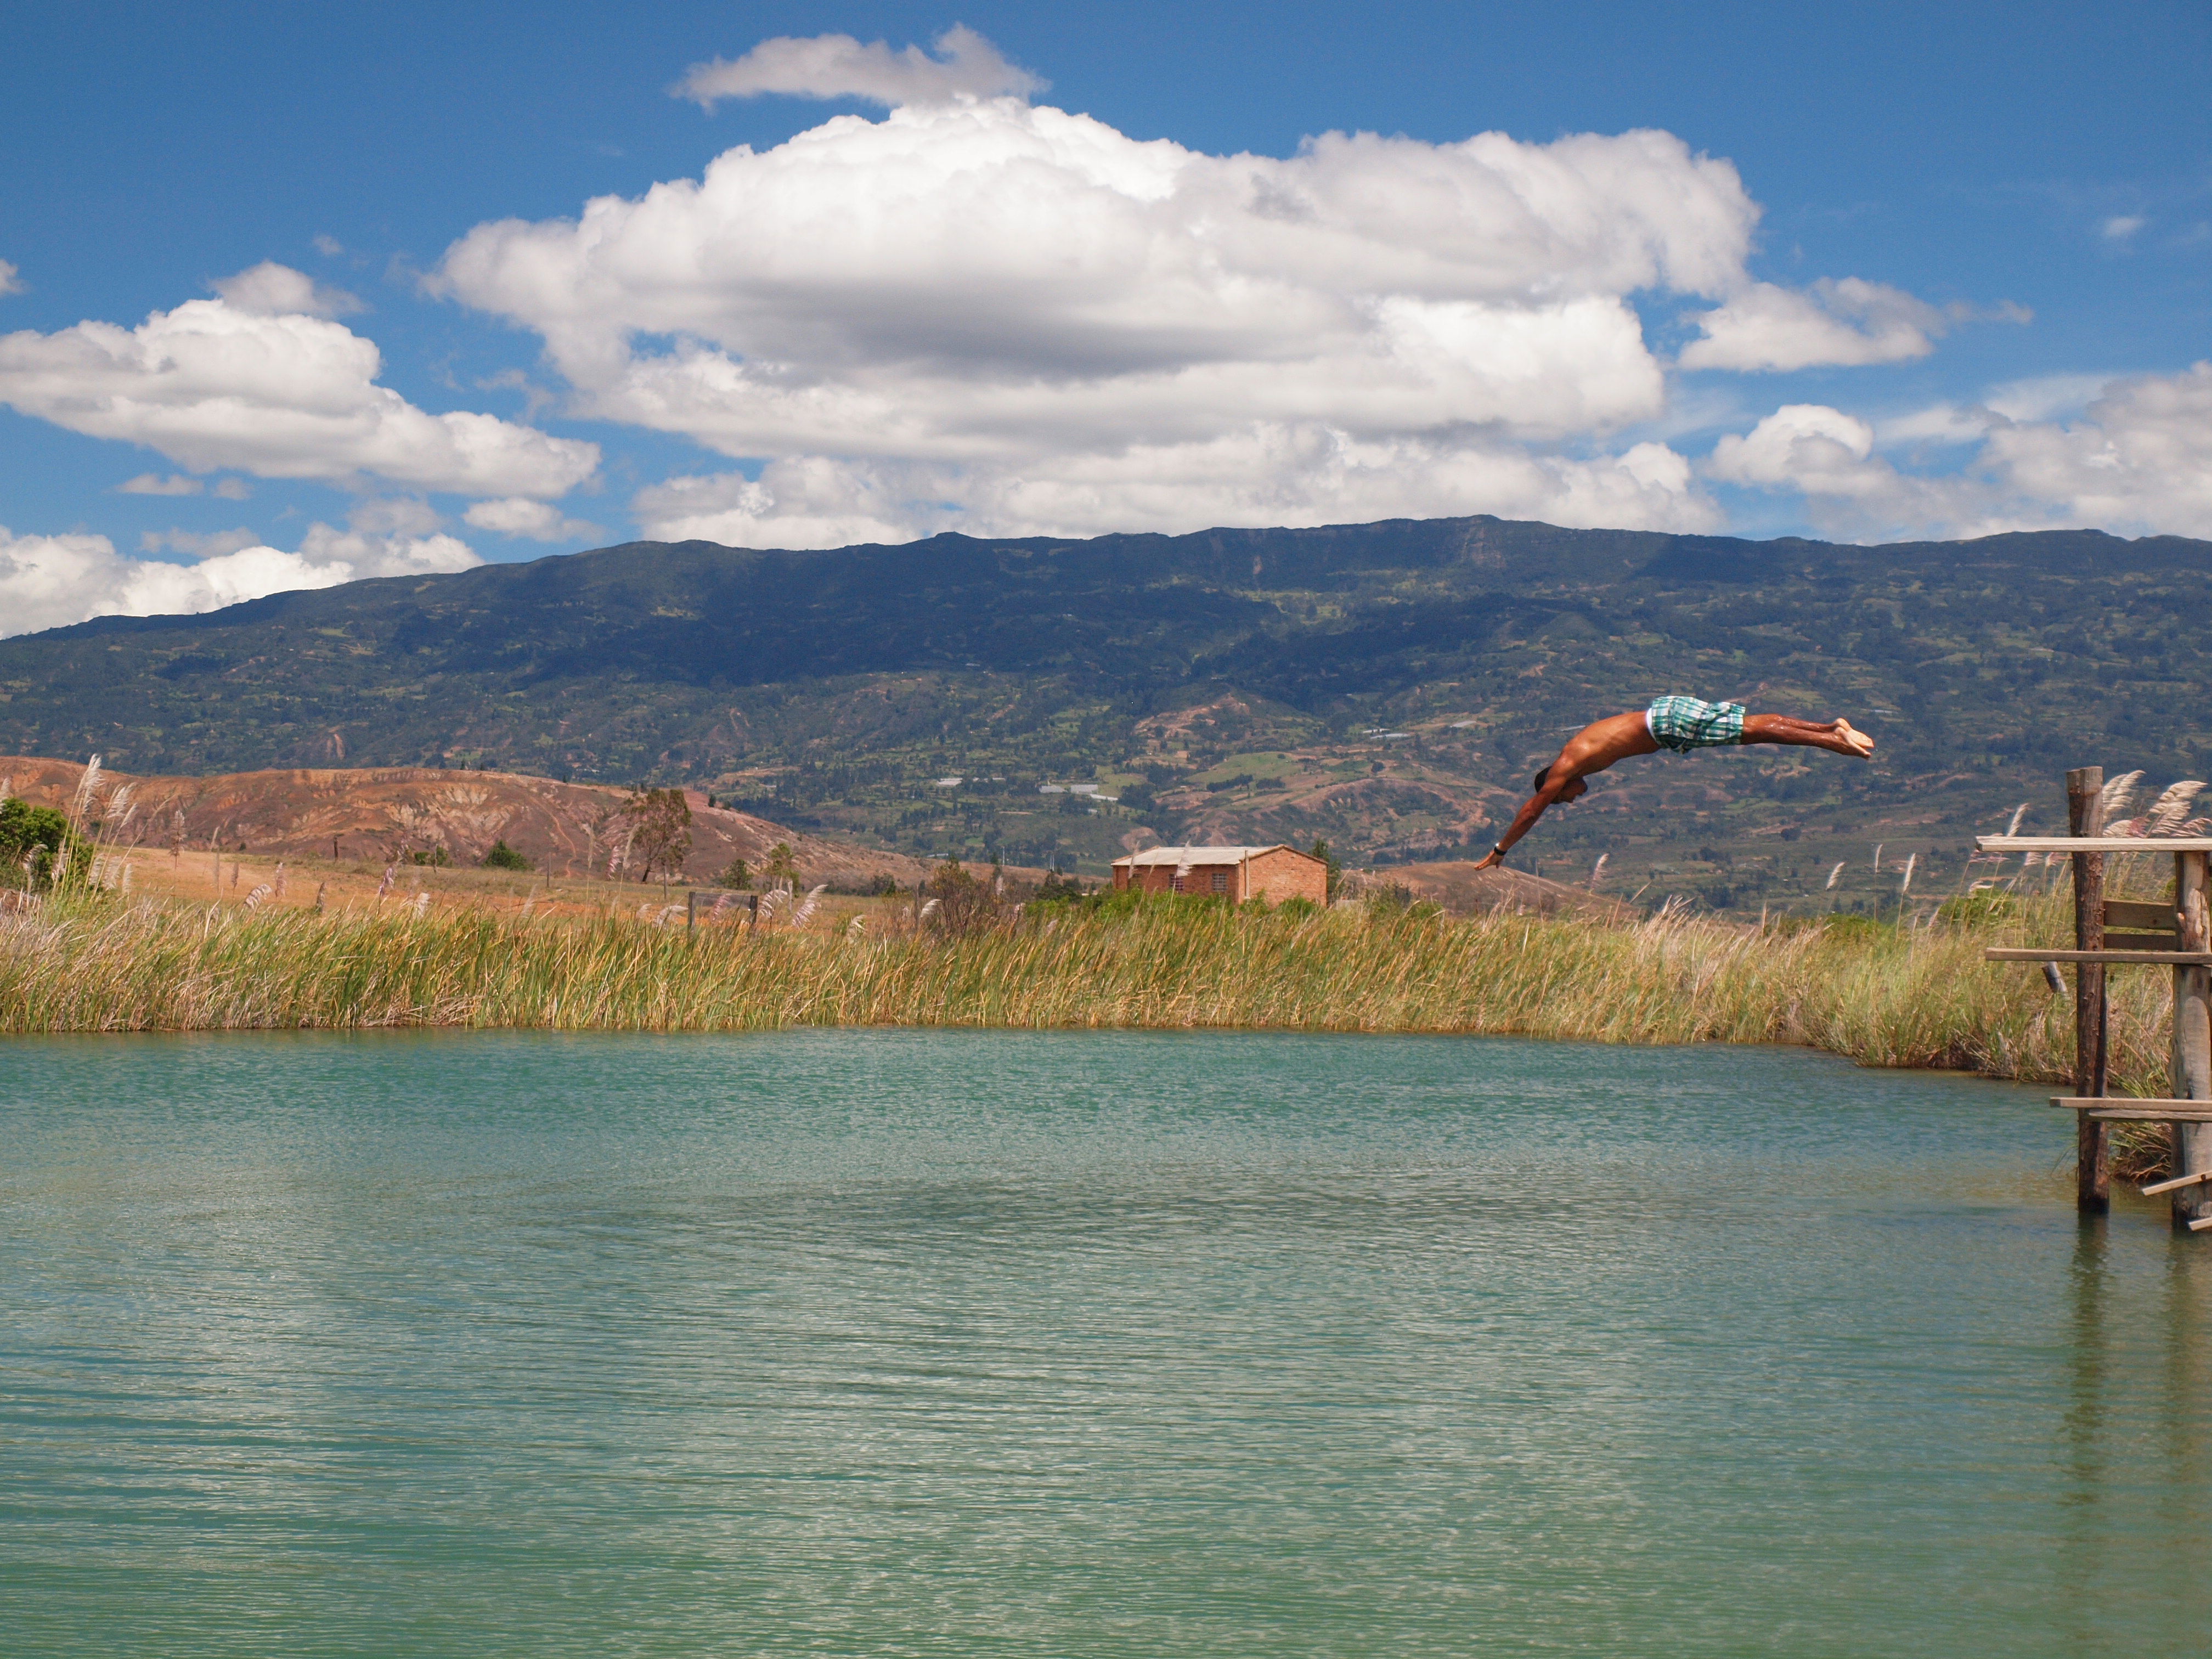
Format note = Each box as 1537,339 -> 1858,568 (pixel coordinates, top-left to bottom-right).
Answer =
1,1 -> 2206,631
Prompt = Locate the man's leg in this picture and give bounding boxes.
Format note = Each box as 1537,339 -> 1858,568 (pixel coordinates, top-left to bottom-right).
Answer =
1741,713 -> 1874,758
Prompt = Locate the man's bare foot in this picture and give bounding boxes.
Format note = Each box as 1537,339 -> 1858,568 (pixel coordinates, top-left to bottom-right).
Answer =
1835,719 -> 1874,758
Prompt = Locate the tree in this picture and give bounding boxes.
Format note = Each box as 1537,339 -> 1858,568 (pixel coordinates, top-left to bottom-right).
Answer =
620,787 -> 692,883
923,857 -> 1003,935
762,841 -> 798,889
481,839 -> 533,871
716,857 -> 751,890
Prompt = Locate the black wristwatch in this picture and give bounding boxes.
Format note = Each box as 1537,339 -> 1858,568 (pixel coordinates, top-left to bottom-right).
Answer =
1490,844 -> 1508,861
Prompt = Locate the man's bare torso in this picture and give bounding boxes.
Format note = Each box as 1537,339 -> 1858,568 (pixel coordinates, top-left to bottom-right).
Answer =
1550,710 -> 1660,783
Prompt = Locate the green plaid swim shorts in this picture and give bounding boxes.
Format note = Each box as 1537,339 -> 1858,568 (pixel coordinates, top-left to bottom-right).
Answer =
1646,695 -> 1746,752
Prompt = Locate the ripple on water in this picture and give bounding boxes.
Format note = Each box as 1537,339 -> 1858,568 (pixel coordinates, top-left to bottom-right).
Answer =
1,1029 -> 2207,1657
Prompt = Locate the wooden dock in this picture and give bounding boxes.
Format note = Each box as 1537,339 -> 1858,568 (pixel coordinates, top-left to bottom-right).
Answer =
1978,767 -> 2212,1230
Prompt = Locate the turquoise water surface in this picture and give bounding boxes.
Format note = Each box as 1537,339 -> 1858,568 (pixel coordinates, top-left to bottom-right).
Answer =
2,1030 -> 2207,1656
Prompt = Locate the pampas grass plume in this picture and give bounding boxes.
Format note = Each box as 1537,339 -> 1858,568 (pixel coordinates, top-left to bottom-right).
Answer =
2100,770 -> 2145,824
2146,780 -> 2205,837
69,755 -> 101,828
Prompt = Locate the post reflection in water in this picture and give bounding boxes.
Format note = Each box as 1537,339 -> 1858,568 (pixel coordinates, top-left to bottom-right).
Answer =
2059,1204 -> 2212,1652
2060,1220 -> 2107,1654
2159,1237 -> 2212,1606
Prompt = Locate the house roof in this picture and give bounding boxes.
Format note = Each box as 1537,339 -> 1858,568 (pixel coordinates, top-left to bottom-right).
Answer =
1111,844 -> 1310,867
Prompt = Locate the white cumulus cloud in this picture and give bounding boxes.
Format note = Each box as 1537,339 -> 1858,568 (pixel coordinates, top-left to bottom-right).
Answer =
1680,278 -> 1950,372
1709,404 -> 1882,490
118,472 -> 204,496
139,527 -> 263,557
210,259 -> 363,318
1985,363 -> 2212,535
1709,364 -> 2212,541
440,68 -> 1774,543
0,266 -> 599,498
675,24 -> 1045,109
0,520 -> 482,637
634,437 -> 1722,547
462,496 -> 604,542
0,260 -> 24,297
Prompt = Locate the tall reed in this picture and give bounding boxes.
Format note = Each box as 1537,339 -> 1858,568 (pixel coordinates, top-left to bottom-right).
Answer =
0,890 -> 2151,1094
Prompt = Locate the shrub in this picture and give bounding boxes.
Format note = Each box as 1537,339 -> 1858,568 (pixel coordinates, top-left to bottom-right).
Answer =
480,839 -> 532,871
1034,870 -> 1086,904
716,859 -> 752,890
410,846 -> 452,867
0,799 -> 86,889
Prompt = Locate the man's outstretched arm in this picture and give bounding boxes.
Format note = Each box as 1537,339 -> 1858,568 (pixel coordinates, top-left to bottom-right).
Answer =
1472,779 -> 1575,870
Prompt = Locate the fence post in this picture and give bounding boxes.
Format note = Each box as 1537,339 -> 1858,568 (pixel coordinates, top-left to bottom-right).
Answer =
2171,851 -> 2211,1228
687,889 -> 698,934
2068,766 -> 2108,1214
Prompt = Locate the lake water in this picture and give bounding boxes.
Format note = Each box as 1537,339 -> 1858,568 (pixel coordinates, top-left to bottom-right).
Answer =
2,1030 -> 2207,1656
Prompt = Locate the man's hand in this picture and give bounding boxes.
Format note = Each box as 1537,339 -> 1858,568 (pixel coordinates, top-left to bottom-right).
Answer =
1472,848 -> 1505,871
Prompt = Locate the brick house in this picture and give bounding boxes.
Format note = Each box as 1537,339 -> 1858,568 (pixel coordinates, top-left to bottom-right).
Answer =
1109,844 -> 1329,904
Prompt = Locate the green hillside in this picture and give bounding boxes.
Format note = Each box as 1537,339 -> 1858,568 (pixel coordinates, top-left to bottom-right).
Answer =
3,514 -> 2205,913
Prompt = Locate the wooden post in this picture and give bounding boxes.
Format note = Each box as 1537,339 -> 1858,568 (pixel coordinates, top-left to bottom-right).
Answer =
2068,767 -> 2109,1213
687,889 -> 698,934
2171,851 -> 2212,1229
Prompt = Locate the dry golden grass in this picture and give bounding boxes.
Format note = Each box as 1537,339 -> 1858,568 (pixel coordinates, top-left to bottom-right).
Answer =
0,885 -> 2153,1101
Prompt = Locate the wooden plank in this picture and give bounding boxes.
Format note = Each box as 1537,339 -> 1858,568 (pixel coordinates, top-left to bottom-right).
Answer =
2140,1169 -> 2212,1197
1985,948 -> 2212,964
1976,836 -> 2212,852
2190,1216 -> 2212,1233
2106,899 -> 2179,929
2051,1097 -> 2212,1109
2052,1096 -> 2212,1126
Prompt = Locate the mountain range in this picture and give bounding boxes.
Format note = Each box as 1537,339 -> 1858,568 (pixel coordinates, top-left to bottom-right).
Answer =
1,514 -> 2203,912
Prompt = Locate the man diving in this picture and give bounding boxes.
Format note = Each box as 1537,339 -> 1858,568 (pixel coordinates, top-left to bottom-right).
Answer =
1471,695 -> 1874,869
